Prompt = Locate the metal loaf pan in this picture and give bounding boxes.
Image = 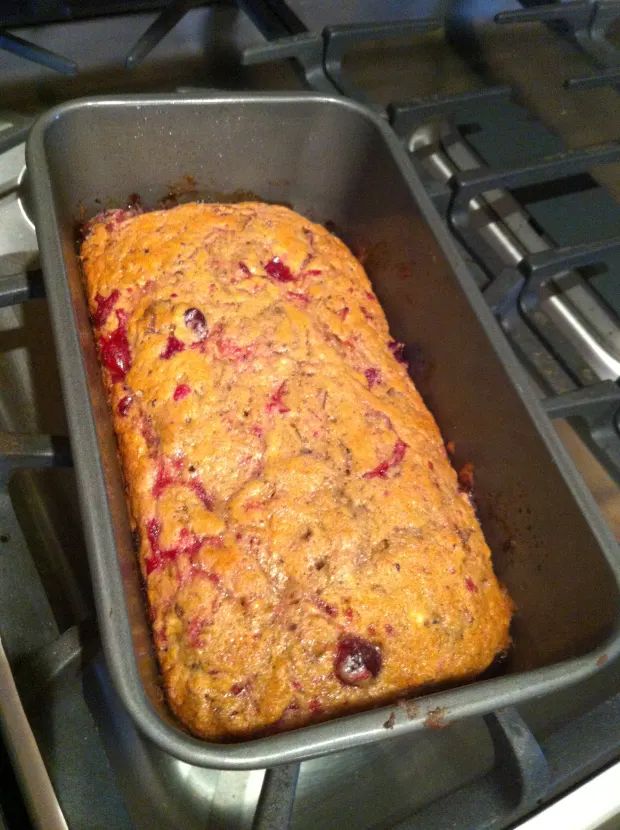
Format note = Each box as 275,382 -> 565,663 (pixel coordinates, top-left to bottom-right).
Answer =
27,93 -> 620,769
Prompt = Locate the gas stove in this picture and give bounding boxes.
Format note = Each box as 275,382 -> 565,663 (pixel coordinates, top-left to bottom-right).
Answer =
1,2 -> 620,829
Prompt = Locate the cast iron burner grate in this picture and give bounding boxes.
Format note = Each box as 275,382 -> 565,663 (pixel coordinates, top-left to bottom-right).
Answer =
239,3 -> 620,484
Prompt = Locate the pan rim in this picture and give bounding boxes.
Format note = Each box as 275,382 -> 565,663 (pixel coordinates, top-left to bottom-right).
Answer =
26,91 -> 620,769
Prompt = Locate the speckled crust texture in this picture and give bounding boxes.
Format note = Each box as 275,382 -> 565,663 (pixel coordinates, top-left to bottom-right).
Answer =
80,201 -> 512,741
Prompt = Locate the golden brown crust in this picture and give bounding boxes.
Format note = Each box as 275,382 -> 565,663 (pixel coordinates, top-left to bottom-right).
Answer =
80,201 -> 512,740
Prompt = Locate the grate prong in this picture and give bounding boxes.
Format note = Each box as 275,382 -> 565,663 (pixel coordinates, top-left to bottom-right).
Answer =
0,271 -> 45,308
0,30 -> 77,75
520,237 -> 620,284
449,143 -> 620,226
565,67 -> 620,89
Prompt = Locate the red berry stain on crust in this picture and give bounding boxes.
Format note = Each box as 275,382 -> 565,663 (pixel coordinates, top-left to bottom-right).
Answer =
141,416 -> 159,452
303,268 -> 322,277
286,291 -> 310,305
238,261 -> 251,277
334,635 -> 382,686
146,517 -> 161,550
243,499 -> 265,512
173,383 -> 191,401
363,439 -> 408,480
337,307 -> 350,320
152,457 -> 182,499
152,456 -> 214,509
308,699 -> 323,713
364,367 -> 382,389
145,521 -> 204,575
98,310 -> 131,382
465,577 -> 478,594
180,562 -> 223,590
217,337 -> 254,362
81,207 -> 140,239
161,334 -> 185,360
187,616 -> 208,648
183,307 -> 208,340
92,289 -> 120,327
117,395 -> 132,416
315,597 -> 338,618
188,478 -> 214,510
105,207 -> 140,230
266,382 -> 290,414
265,256 -> 295,283
388,340 -> 408,364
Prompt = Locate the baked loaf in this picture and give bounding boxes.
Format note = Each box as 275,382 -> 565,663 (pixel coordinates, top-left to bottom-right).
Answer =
81,201 -> 512,740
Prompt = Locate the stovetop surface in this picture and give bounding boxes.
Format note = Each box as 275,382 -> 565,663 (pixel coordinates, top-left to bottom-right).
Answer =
1,2 -> 620,829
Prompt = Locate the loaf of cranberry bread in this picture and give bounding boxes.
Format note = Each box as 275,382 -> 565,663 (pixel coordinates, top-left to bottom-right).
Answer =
80,201 -> 512,740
